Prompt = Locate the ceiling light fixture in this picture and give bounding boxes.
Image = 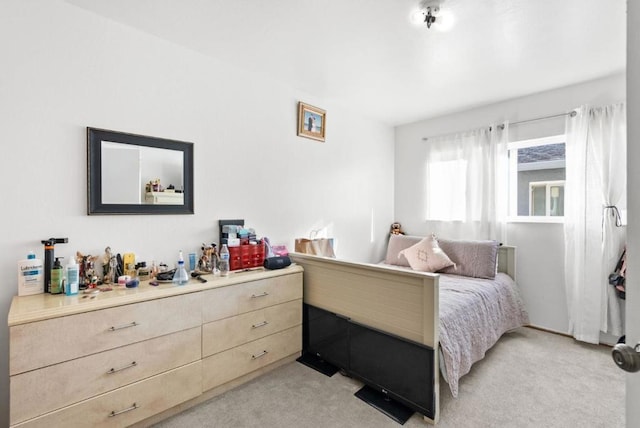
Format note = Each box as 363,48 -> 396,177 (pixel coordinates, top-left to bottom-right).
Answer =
423,6 -> 438,28
410,0 -> 447,30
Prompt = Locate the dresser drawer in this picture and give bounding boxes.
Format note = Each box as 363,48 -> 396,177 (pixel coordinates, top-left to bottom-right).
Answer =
202,272 -> 302,323
10,327 -> 201,425
203,299 -> 301,357
12,361 -> 201,428
10,292 -> 201,375
202,325 -> 302,391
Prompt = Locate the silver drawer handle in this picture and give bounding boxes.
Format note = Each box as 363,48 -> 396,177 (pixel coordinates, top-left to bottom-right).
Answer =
252,350 -> 268,360
251,321 -> 269,329
251,292 -> 269,298
108,321 -> 139,331
109,402 -> 139,417
107,361 -> 137,374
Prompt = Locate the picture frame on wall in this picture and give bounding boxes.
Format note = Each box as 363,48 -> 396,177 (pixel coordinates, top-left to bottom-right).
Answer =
297,102 -> 326,142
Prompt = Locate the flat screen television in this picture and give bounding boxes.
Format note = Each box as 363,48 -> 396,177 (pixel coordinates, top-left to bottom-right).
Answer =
302,304 -> 349,369
348,320 -> 435,419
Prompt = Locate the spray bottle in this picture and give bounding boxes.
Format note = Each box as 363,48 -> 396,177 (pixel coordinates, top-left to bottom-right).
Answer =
172,250 -> 189,285
65,256 -> 79,295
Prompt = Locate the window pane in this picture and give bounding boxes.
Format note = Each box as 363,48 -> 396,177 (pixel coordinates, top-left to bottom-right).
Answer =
550,185 -> 564,216
512,141 -> 565,217
427,160 -> 466,221
531,185 -> 547,216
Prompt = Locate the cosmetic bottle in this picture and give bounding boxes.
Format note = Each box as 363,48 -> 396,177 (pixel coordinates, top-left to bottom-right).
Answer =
17,251 -> 44,296
41,237 -> 68,293
50,257 -> 64,294
65,257 -> 79,296
150,260 -> 158,280
137,262 -> 150,281
123,253 -> 137,277
219,244 -> 230,277
172,251 -> 189,285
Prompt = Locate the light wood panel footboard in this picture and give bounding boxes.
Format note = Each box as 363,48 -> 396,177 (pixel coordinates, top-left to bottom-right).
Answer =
289,253 -> 440,424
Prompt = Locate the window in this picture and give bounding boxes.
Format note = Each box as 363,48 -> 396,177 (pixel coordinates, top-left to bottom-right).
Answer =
529,180 -> 564,216
508,135 -> 565,220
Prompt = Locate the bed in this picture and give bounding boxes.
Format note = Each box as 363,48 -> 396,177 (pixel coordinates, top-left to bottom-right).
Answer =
290,234 -> 529,424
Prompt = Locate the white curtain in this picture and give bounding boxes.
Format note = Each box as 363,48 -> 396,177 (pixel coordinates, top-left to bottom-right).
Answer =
564,103 -> 626,344
425,124 -> 508,242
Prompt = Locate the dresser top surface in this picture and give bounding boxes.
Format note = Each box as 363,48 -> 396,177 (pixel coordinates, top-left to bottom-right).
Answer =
8,264 -> 303,326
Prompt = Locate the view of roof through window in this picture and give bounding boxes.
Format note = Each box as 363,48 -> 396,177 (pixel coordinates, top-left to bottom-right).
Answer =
518,143 -> 565,164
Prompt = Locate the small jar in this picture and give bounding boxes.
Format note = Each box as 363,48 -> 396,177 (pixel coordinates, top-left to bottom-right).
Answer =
137,262 -> 150,281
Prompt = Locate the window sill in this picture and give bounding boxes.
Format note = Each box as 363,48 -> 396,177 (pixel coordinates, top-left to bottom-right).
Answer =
507,216 -> 564,224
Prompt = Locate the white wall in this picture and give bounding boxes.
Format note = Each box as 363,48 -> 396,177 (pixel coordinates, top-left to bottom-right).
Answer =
0,1 -> 395,423
394,73 -> 625,335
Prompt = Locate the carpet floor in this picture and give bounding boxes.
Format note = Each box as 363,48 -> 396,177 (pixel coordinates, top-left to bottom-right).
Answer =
152,327 -> 624,428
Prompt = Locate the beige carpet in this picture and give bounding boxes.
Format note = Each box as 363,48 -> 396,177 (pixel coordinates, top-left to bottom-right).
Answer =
152,327 -> 624,427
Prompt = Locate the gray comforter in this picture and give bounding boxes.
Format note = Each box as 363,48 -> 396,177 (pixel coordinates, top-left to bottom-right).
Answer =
438,272 -> 529,397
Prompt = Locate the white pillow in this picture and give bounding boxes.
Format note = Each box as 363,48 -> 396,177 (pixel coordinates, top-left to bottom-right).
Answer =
398,234 -> 455,272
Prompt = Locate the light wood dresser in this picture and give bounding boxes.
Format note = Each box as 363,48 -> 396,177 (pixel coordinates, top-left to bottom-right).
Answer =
7,265 -> 303,427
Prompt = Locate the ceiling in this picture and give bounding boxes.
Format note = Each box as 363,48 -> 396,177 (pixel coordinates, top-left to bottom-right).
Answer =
67,0 -> 626,126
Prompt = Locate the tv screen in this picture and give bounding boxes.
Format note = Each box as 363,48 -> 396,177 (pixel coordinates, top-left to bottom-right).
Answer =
303,304 -> 349,368
348,321 -> 435,418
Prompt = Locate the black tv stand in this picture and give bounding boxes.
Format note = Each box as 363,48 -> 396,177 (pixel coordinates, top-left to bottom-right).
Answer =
296,352 -> 339,377
355,385 -> 414,425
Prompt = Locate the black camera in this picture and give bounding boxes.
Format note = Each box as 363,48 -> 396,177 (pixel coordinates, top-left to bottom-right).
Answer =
608,273 -> 625,286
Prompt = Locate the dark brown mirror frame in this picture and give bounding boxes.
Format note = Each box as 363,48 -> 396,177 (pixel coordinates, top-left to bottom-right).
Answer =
87,127 -> 194,215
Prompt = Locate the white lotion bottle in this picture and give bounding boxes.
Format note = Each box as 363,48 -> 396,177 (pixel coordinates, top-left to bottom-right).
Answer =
18,251 -> 44,296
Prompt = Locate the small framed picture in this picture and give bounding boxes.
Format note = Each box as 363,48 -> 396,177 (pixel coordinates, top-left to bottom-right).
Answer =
297,102 -> 326,142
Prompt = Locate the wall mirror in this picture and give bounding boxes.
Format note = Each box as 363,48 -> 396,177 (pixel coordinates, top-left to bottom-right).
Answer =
87,127 -> 194,215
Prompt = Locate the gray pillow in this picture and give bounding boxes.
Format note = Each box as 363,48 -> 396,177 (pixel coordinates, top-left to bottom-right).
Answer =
384,234 -> 422,267
437,238 -> 499,279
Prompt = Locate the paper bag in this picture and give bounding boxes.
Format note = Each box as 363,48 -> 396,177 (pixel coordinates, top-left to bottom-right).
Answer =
294,238 -> 336,258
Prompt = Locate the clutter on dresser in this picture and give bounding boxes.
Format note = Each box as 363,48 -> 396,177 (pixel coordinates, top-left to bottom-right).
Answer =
16,220 -> 298,299
263,237 -> 292,270
219,219 -> 266,271
77,251 -> 98,289
101,247 -> 116,284
198,243 -> 219,274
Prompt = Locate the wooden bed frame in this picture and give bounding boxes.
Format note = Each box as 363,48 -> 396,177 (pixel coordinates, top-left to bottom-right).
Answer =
290,246 -> 516,424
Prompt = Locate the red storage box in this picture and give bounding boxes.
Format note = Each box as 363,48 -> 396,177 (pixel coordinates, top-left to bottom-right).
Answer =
250,243 -> 265,268
228,246 -> 243,271
228,242 -> 265,271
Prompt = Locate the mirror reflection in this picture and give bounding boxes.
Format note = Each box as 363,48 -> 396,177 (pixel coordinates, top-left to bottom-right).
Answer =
101,141 -> 184,205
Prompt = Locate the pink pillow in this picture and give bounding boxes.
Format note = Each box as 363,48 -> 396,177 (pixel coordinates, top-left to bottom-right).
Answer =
398,235 -> 455,272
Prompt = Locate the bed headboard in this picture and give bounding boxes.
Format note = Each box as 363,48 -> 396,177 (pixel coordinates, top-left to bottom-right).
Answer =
497,245 -> 516,279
